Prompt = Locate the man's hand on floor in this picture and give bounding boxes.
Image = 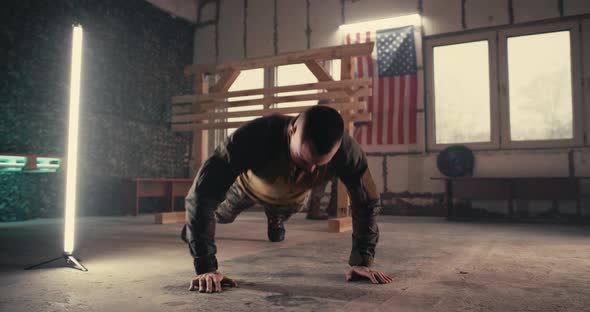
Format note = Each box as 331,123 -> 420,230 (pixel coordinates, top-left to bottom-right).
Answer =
189,272 -> 239,293
345,266 -> 393,284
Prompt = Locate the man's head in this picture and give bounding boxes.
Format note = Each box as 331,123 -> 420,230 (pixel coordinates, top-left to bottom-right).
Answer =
288,106 -> 344,173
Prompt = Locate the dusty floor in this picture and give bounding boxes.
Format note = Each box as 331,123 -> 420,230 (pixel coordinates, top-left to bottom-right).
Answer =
0,212 -> 589,312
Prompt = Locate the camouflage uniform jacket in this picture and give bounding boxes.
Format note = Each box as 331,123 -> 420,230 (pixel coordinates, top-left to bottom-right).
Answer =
182,114 -> 381,274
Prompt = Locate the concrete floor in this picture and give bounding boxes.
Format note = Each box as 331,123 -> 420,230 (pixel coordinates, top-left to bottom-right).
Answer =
1,212 -> 589,312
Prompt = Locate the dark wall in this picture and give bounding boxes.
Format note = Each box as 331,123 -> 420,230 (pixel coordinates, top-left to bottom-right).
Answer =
0,0 -> 194,221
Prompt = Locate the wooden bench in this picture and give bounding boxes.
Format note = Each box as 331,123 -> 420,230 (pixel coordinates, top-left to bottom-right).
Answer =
431,177 -> 589,219
130,178 -> 192,222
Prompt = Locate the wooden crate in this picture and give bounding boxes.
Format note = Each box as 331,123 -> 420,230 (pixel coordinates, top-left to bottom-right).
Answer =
155,212 -> 185,224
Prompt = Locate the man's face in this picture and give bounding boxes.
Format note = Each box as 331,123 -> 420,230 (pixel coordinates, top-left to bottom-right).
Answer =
288,121 -> 341,174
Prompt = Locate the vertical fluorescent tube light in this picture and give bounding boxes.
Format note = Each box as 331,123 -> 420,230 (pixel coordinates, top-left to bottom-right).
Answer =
64,25 -> 83,255
23,24 -> 87,271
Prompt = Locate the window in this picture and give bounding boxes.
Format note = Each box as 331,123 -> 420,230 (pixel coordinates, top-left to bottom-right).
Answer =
426,32 -> 499,150
226,68 -> 265,135
505,31 -> 573,141
331,59 -> 341,81
499,22 -> 582,148
275,64 -> 318,115
426,22 -> 582,151
433,40 -> 492,144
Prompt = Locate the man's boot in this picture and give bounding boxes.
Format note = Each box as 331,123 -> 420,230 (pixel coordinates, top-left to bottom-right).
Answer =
267,217 -> 285,242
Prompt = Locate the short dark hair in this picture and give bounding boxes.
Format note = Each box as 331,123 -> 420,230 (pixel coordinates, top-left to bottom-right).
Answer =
300,106 -> 344,155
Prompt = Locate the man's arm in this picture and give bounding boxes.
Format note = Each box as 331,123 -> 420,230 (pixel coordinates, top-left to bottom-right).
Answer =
334,133 -> 381,268
334,134 -> 392,284
182,119 -> 270,275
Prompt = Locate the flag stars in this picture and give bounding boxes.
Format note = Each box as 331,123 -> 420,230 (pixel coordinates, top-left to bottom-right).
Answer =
376,26 -> 417,77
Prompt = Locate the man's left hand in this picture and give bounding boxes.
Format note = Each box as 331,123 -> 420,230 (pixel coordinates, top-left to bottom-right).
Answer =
345,266 -> 393,284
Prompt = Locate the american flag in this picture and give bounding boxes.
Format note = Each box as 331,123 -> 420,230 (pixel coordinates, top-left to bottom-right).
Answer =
346,26 -> 418,145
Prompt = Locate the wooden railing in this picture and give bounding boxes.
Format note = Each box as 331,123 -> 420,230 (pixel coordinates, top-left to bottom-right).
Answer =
171,79 -> 372,131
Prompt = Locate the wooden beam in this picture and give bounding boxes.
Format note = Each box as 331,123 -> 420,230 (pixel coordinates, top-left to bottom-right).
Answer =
193,72 -> 208,94
303,60 -> 352,102
155,212 -> 185,224
186,88 -> 372,110
340,56 -> 353,80
172,105 -> 193,114
185,42 -> 374,75
191,73 -> 207,113
304,60 -> 333,82
210,69 -> 241,93
328,217 -> 352,233
190,73 -> 209,178
171,78 -> 372,104
332,114 -> 355,228
336,180 -> 349,218
172,101 -> 365,123
173,121 -> 250,132
335,72 -> 354,219
351,112 -> 372,123
172,110 -> 368,132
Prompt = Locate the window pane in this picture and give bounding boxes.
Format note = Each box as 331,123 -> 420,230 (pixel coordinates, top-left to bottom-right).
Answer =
331,59 -> 341,81
433,40 -> 491,144
507,31 -> 573,141
227,68 -> 264,135
276,64 -> 318,115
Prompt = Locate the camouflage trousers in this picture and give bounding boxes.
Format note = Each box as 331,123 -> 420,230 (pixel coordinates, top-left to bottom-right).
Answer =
214,181 -> 309,225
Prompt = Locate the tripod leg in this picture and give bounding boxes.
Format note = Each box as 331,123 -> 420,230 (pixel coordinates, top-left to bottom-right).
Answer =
66,255 -> 88,272
24,256 -> 64,270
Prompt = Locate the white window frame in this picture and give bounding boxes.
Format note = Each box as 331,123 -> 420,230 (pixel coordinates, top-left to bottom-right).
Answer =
425,31 -> 500,151
208,74 -> 223,153
498,21 -> 583,149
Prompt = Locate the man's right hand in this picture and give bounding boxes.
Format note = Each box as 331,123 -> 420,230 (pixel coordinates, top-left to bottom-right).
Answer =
188,272 -> 239,293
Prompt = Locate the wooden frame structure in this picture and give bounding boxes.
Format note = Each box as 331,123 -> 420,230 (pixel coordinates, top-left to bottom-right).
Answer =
169,43 -> 375,232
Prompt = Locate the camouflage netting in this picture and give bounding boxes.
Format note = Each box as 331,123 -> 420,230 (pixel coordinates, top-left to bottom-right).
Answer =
1,0 -> 194,221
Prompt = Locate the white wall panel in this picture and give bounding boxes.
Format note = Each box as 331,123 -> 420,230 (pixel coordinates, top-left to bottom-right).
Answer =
367,156 -> 385,194
474,151 -> 569,177
194,25 -> 216,64
277,0 -> 307,53
344,0 -> 418,24
465,0 -> 510,29
422,0 -> 462,35
310,0 -> 341,48
513,0 -> 559,23
247,0 -> 274,57
387,155 -> 409,192
147,0 -> 198,22
564,0 -> 590,16
218,0 -> 244,62
200,1 -> 217,21
574,150 -> 590,176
